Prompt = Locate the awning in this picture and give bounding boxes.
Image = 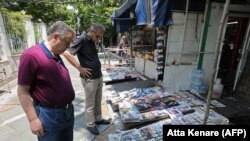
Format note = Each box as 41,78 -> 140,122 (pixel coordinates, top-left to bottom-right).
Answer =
135,0 -> 148,25
111,0 -> 137,33
151,0 -> 173,27
114,0 -> 137,17
111,0 -> 173,32
135,0 -> 173,27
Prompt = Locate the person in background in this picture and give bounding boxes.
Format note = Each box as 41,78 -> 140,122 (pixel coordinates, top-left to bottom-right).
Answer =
63,23 -> 111,135
124,31 -> 130,46
17,21 -> 75,141
118,35 -> 128,56
136,36 -> 143,45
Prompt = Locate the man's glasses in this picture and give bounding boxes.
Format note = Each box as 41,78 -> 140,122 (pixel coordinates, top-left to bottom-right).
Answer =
61,38 -> 71,47
96,35 -> 100,39
92,31 -> 102,39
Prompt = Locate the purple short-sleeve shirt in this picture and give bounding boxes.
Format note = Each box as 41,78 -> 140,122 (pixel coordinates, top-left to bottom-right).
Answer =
18,42 -> 75,105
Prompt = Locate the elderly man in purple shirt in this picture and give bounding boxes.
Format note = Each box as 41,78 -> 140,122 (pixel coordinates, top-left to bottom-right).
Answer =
17,21 -> 75,141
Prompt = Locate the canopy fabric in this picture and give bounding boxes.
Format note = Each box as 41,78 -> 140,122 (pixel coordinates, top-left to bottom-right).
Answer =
114,0 -> 137,17
135,0 -> 173,27
111,0 -> 173,32
151,0 -> 173,27
111,0 -> 137,33
135,0 -> 147,25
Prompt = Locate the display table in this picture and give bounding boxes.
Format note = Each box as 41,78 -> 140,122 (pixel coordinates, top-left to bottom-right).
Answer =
105,80 -> 229,141
102,67 -> 141,84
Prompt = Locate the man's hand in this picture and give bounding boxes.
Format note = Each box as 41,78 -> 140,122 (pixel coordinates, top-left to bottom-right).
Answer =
78,66 -> 92,77
30,117 -> 44,137
17,85 -> 43,136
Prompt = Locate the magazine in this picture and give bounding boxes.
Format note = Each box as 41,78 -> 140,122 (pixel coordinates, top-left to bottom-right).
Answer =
108,134 -> 120,141
166,108 -> 183,120
119,102 -> 142,122
211,100 -> 226,108
141,111 -> 155,120
151,110 -> 169,119
120,129 -> 144,141
138,126 -> 155,141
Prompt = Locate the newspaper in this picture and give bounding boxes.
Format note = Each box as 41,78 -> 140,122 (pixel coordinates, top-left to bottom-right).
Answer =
108,134 -> 120,141
120,129 -> 144,141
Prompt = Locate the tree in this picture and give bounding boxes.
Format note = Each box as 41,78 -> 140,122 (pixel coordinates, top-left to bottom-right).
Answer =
73,0 -> 118,45
1,1 -> 77,28
0,0 -> 119,45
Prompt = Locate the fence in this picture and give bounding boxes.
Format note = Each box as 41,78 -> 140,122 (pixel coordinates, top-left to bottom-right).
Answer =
2,13 -> 27,55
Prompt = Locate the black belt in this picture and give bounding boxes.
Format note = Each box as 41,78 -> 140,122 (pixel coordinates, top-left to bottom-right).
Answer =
33,101 -> 72,109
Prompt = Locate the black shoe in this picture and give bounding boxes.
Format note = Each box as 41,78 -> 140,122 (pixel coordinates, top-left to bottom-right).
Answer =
95,118 -> 111,124
86,126 -> 99,135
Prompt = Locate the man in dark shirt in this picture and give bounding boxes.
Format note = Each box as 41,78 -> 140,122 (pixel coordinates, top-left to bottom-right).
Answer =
17,21 -> 75,141
63,23 -> 110,135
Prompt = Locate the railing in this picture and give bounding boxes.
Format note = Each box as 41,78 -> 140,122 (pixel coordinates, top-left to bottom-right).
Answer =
7,36 -> 27,55
103,47 -> 134,67
0,63 -> 11,93
2,13 -> 27,55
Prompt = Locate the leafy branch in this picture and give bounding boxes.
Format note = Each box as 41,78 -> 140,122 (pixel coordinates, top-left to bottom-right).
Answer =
0,8 -> 29,39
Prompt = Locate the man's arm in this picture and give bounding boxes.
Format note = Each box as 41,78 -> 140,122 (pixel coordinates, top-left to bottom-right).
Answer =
63,51 -> 92,77
63,50 -> 81,69
17,84 -> 43,136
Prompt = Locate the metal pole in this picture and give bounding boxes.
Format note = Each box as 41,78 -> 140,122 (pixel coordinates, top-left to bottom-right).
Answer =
203,0 -> 230,125
130,26 -> 133,67
233,20 -> 250,91
104,48 -> 106,65
3,68 -> 11,93
108,48 -> 110,66
197,0 -> 211,69
102,36 -> 106,65
179,0 -> 189,64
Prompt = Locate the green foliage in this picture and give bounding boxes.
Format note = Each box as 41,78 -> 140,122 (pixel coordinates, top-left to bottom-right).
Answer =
74,0 -> 118,43
1,0 -> 120,45
34,24 -> 41,44
0,8 -> 27,39
2,1 -> 77,28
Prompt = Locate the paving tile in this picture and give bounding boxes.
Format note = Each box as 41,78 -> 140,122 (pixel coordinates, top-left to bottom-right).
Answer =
8,116 -> 29,133
0,105 -> 23,121
0,125 -> 17,140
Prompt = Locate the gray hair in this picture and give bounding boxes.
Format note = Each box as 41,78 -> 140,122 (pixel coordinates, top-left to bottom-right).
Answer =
47,21 -> 75,39
90,23 -> 106,33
